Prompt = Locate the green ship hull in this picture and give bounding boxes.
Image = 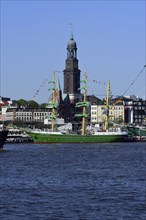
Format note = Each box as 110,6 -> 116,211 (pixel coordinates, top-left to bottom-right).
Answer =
27,132 -> 129,144
127,126 -> 146,141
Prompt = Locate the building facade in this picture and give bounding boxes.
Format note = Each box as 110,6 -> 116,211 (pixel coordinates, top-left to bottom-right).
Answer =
125,98 -> 146,125
91,104 -> 125,125
5,108 -> 52,123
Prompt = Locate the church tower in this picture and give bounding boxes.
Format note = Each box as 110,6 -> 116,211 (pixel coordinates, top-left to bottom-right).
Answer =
63,33 -> 81,103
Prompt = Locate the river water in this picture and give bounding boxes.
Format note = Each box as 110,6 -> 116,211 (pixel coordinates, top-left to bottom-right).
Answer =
0,142 -> 146,220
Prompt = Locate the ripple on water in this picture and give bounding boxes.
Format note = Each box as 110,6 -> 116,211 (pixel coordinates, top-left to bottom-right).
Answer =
0,142 -> 146,220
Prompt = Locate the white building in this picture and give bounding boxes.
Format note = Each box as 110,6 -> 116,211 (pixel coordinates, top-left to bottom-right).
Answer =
91,104 -> 125,124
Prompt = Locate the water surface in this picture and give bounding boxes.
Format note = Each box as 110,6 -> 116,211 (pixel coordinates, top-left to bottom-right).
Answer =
0,142 -> 146,219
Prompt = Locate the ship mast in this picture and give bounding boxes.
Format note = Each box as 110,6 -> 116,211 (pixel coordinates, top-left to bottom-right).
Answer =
104,80 -> 110,130
76,71 -> 89,135
82,72 -> 87,135
48,71 -> 57,132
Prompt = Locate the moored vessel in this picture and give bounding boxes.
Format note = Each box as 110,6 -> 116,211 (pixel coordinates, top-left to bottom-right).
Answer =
26,72 -> 130,143
127,125 -> 146,141
6,128 -> 33,143
26,130 -> 129,143
0,126 -> 8,149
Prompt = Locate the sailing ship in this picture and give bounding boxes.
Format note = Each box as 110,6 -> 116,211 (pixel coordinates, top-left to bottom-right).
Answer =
26,71 -> 130,143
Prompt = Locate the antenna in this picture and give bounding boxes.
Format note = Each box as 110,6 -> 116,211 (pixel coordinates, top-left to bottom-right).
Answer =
69,23 -> 73,38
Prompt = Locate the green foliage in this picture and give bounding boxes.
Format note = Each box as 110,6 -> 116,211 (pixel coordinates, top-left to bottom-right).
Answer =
27,100 -> 39,108
39,103 -> 48,108
16,99 -> 28,107
16,99 -> 48,108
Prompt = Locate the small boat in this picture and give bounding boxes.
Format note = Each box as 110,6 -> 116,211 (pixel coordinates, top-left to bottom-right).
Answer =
26,72 -> 130,144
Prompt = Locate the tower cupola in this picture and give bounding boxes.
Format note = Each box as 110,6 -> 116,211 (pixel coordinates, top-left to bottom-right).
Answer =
67,33 -> 77,59
67,36 -> 77,49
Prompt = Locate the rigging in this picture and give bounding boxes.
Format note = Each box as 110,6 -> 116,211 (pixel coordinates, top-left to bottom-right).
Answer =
122,65 -> 146,97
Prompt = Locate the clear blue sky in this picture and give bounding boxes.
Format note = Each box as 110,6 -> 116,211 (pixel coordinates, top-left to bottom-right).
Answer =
1,0 -> 145,103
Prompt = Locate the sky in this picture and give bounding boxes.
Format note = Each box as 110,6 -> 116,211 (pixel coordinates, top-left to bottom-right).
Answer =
0,0 -> 146,103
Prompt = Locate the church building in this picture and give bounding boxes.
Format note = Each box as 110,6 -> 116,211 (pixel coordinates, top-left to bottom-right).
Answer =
63,33 -> 82,103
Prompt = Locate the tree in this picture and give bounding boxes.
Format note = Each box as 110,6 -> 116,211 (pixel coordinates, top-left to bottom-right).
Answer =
27,100 -> 39,108
16,99 -> 28,107
39,103 -> 48,108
